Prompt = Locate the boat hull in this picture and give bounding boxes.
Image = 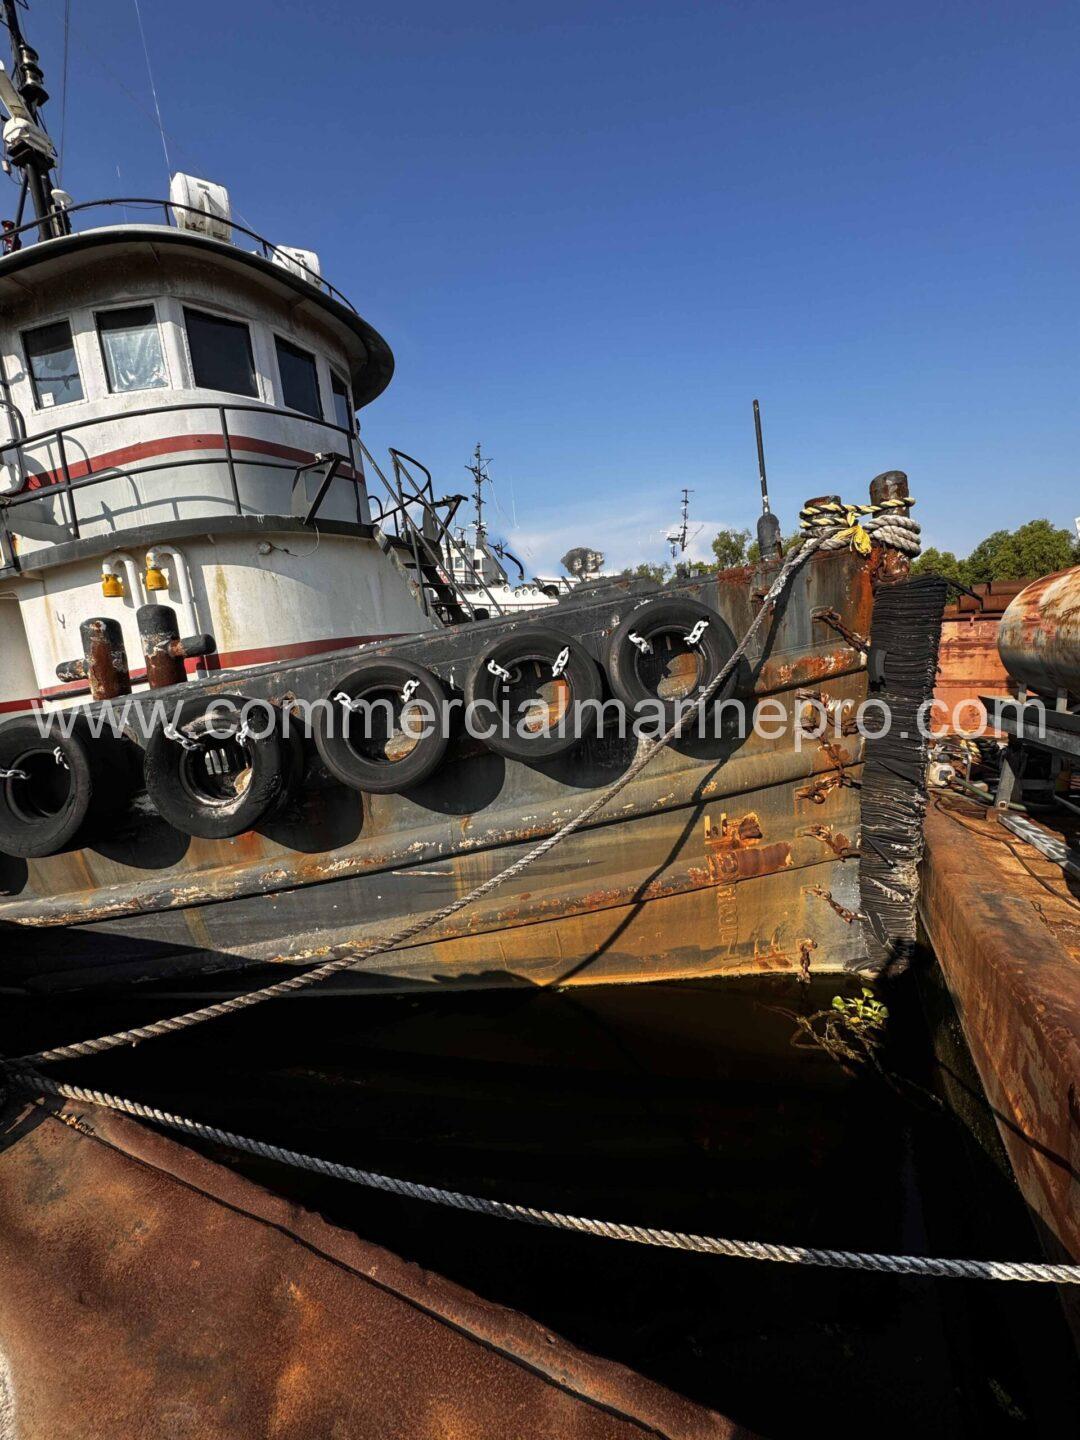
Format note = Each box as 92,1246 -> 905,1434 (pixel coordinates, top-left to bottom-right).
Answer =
1,556 -> 945,996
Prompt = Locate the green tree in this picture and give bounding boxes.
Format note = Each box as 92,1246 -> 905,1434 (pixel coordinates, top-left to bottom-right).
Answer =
710,527 -> 751,569
629,560 -> 671,585
910,547 -> 964,584
983,519 -> 1078,581
960,529 -> 1012,585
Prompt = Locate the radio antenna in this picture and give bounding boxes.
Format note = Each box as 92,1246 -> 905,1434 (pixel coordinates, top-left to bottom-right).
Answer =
752,399 -> 782,558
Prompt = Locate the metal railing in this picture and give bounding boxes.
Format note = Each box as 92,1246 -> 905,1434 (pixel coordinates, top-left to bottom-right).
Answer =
0,391 -> 502,627
1,197 -> 358,314
0,399 -> 365,555
361,444 -> 507,621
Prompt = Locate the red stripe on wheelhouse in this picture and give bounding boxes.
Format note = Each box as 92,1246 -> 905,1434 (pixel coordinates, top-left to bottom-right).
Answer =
22,432 -> 362,491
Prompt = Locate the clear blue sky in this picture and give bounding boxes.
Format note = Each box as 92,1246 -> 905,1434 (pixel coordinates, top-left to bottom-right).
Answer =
27,0 -> 1079,572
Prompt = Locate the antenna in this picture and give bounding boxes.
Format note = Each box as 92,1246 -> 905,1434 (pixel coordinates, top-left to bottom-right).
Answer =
465,443 -> 492,541
0,0 -> 66,241
667,487 -> 695,573
752,399 -> 782,559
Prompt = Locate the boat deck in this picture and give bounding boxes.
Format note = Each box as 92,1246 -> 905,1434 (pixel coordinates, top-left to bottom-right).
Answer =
918,796 -> 1080,1263
0,1095 -> 744,1440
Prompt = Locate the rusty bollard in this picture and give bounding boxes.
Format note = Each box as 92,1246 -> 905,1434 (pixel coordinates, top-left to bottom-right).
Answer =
869,470 -> 909,508
55,617 -> 132,700
137,604 -> 217,689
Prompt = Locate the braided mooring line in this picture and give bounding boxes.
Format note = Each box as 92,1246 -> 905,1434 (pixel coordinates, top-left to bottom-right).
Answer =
8,1068 -> 1077,1285
22,538 -> 821,1068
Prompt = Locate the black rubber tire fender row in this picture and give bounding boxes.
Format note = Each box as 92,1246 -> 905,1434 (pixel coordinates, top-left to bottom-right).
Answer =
464,626 -> 603,761
143,694 -> 296,841
314,657 -> 450,794
0,717 -> 141,859
606,597 -> 734,720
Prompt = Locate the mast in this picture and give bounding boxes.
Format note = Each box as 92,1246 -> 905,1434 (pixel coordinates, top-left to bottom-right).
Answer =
1,0 -> 66,241
667,487 -> 694,572
677,487 -> 691,554
465,444 -> 491,542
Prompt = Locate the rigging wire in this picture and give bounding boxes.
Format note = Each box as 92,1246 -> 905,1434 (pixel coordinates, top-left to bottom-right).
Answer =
62,9 -> 256,229
56,0 -> 71,183
132,0 -> 170,180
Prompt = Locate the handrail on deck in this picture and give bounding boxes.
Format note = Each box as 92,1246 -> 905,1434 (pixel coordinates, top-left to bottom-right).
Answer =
0,197 -> 356,314
0,398 -> 364,549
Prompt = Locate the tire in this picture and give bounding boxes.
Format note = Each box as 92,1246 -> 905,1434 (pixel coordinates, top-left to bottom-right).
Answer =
464,627 -> 602,761
144,694 -> 290,839
0,716 -> 138,858
315,659 -> 449,794
606,598 -> 734,723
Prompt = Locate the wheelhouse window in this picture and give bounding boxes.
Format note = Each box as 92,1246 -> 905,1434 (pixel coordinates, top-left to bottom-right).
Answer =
183,307 -> 258,397
330,371 -> 354,433
23,320 -> 84,408
275,336 -> 322,418
97,305 -> 167,393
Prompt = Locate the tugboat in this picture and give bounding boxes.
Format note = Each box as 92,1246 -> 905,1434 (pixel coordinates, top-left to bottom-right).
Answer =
0,2 -> 945,997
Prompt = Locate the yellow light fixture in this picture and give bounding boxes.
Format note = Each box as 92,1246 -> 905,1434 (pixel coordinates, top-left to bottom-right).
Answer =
101,572 -> 124,598
145,565 -> 168,592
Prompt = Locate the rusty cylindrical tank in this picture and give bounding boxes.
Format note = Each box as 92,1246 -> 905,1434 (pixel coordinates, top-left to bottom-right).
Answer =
997,565 -> 1080,699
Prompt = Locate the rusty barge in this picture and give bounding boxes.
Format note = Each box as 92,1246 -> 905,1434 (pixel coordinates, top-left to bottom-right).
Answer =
919,564 -> 1080,1284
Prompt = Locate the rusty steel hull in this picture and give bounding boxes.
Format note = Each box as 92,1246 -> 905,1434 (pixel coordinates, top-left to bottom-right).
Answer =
918,799 -> 1080,1263
0,549 -> 942,995
0,1095 -> 747,1439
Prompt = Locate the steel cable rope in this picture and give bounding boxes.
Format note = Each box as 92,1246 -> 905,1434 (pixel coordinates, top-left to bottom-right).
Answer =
6,1071 -> 1078,1284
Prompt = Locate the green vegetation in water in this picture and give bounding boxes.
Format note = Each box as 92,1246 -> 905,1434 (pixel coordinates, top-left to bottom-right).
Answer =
777,986 -> 889,1073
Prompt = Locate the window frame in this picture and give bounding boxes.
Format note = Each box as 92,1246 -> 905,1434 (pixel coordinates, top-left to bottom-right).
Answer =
329,367 -> 355,436
181,304 -> 261,400
273,332 -> 324,420
94,301 -> 170,397
21,317 -> 86,411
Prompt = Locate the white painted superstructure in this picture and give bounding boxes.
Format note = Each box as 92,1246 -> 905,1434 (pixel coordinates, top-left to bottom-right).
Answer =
0,190 -> 440,710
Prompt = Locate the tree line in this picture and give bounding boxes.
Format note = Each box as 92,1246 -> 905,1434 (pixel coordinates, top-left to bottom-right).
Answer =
613,517 -> 1078,587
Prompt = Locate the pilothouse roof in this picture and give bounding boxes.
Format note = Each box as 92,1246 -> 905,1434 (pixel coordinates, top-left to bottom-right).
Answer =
0,206 -> 395,409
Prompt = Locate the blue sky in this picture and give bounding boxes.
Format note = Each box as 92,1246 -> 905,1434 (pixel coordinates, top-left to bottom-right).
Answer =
26,0 -> 1079,572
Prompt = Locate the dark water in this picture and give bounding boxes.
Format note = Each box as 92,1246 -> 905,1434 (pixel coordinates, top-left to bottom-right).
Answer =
4,962 -> 1078,1437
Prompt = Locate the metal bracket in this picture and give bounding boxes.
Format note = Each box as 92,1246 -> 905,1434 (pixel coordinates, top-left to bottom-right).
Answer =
291,451 -> 346,526
812,606 -> 869,654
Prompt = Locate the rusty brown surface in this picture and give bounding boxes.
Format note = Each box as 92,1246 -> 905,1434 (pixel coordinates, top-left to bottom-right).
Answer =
918,799 -> 1080,1260
0,1097 -> 751,1440
56,617 -> 132,700
930,582 -> 1034,735
997,565 -> 1080,699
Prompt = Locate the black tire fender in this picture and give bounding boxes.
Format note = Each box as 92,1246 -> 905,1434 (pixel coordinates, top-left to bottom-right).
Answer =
606,598 -> 734,719
0,715 -> 139,858
314,659 -> 449,794
464,626 -> 602,761
144,694 -> 290,840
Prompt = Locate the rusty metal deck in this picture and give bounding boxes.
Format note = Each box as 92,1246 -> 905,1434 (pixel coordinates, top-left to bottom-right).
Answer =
918,798 -> 1080,1262
0,1094 -> 751,1439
